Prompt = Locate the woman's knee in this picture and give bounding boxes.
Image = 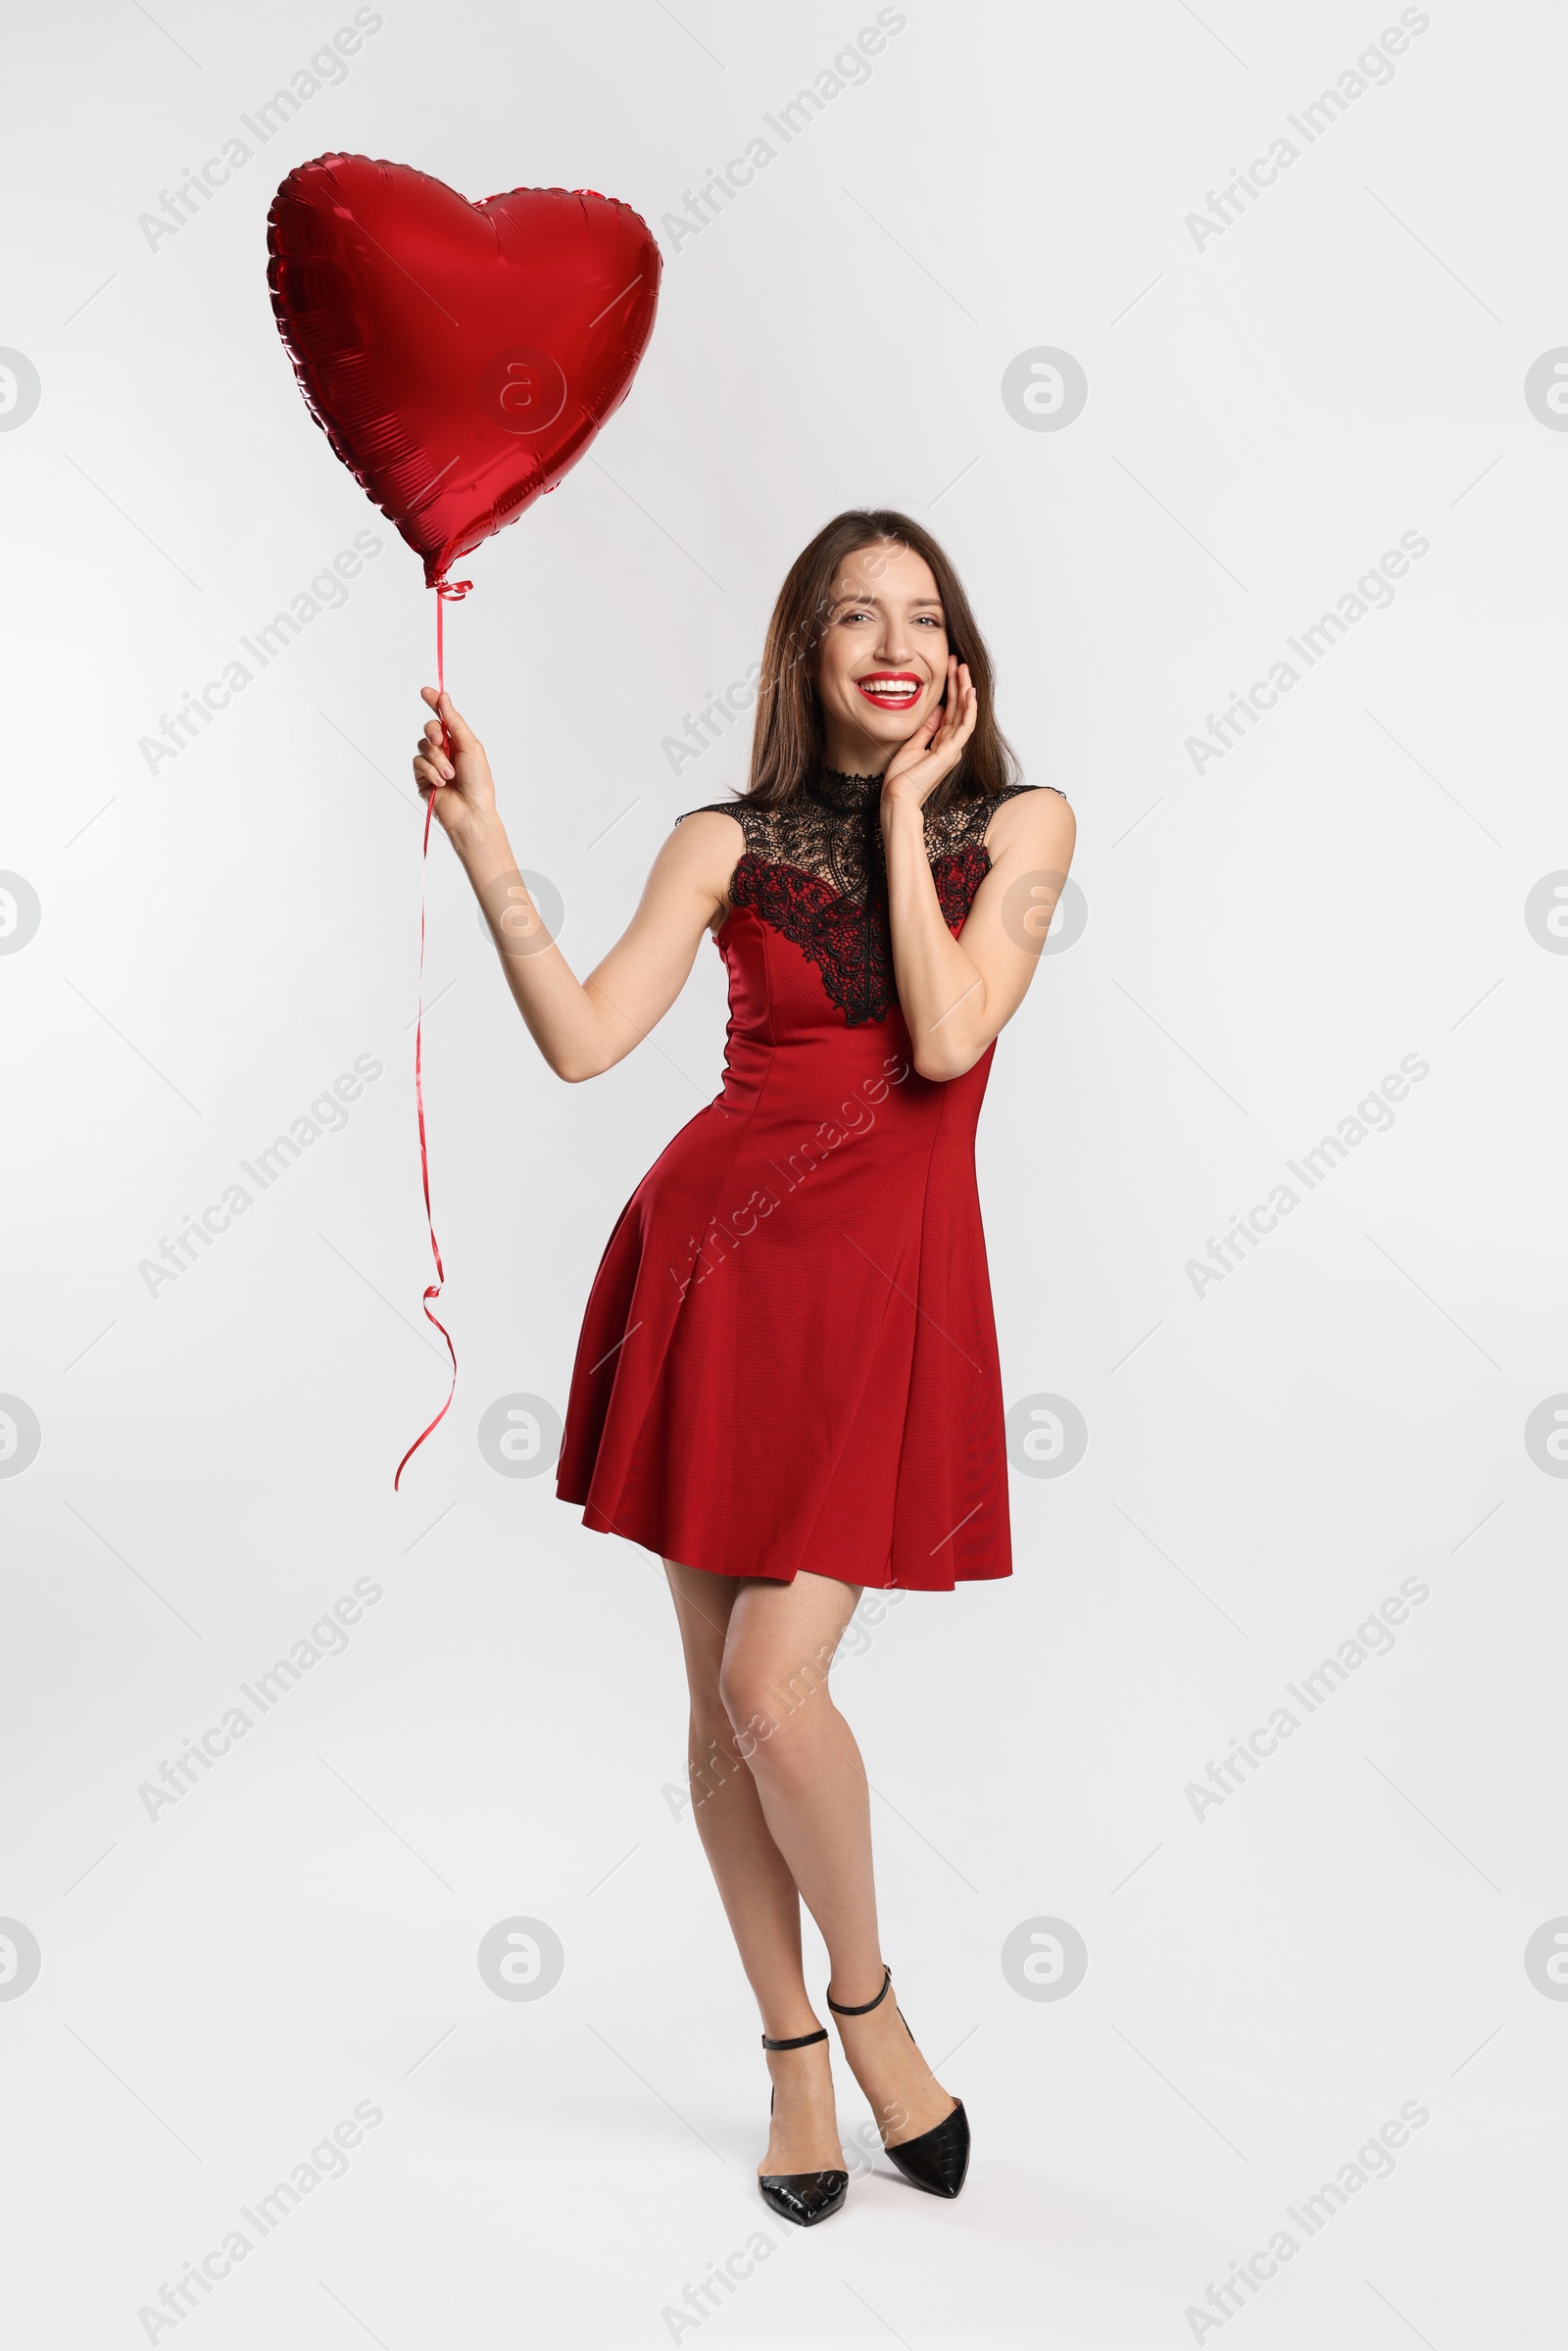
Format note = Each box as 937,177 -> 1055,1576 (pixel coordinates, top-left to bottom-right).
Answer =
720,1629 -> 835,1715
719,1650 -> 835,1763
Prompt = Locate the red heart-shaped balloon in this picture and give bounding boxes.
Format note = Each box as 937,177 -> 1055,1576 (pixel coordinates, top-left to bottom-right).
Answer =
267,154 -> 662,586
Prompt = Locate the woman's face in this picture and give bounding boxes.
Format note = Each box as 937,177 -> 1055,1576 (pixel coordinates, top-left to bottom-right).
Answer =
812,540 -> 951,762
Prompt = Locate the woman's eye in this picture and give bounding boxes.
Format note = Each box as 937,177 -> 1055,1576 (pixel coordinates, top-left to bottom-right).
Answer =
838,608 -> 943,626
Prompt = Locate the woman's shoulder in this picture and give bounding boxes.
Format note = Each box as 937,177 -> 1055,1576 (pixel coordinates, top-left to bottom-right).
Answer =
675,799 -> 749,827
980,780 -> 1070,809
931,779 -> 1071,852
673,797 -> 783,849
978,780 -> 1073,849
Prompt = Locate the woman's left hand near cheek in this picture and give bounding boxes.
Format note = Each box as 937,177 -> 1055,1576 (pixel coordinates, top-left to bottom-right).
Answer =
880,657 -> 979,813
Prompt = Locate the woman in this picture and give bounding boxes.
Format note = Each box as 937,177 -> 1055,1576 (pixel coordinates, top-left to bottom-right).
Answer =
414,509 -> 1074,2226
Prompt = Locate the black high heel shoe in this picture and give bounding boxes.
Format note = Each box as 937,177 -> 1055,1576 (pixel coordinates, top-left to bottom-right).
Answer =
827,1965 -> 969,2199
756,2025 -> 849,2228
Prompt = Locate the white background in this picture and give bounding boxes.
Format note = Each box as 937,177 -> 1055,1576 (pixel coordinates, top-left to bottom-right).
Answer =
2,2 -> 1564,2344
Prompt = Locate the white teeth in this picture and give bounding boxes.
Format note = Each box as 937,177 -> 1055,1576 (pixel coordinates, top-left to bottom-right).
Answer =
859,679 -> 917,696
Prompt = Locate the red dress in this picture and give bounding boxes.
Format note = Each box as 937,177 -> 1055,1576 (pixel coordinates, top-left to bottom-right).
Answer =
556,766 -> 1059,1589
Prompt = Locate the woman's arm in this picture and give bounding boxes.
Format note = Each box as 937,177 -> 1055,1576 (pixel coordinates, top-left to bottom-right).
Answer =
879,657 -> 1077,1081
413,688 -> 740,1083
884,786 -> 1076,1081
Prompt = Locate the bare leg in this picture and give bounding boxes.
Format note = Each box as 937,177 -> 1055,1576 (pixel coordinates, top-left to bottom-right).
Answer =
717,1570 -> 956,2149
714,1569 -> 881,1989
663,1560 -> 843,2175
665,1560 -> 956,2164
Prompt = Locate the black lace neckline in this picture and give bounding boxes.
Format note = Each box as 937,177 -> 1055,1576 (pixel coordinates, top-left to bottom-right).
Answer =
806,766 -> 884,811
681,777 -> 1042,1025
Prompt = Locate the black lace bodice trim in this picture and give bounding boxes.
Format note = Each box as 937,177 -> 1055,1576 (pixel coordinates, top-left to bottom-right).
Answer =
808,766 -> 885,809
677,772 -> 1064,1026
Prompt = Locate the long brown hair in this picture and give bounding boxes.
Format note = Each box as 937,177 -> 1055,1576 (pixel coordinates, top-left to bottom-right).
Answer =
745,509 -> 1019,809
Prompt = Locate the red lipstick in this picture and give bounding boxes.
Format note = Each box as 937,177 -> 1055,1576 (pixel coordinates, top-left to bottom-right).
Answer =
855,670 -> 925,711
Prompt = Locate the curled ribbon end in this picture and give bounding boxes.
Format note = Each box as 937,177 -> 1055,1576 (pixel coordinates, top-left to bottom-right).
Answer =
392,1298 -> 457,1491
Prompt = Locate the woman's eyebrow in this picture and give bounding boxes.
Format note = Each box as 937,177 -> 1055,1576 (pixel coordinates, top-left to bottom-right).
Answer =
828,592 -> 945,612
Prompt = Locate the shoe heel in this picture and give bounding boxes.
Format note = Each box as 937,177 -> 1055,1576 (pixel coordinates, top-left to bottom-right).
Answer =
826,1966 -> 969,2199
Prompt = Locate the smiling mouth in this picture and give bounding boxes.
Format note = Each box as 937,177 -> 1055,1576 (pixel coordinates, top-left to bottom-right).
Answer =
855,671 -> 924,710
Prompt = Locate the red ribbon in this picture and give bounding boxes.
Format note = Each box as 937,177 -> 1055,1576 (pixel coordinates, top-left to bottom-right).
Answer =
393,573 -> 471,1492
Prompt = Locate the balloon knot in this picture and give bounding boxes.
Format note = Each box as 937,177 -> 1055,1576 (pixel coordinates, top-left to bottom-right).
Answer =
433,575 -> 473,602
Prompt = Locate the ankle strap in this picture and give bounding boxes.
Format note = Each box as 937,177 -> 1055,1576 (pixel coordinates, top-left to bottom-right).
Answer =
826,1964 -> 891,2017
760,2025 -> 828,2051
